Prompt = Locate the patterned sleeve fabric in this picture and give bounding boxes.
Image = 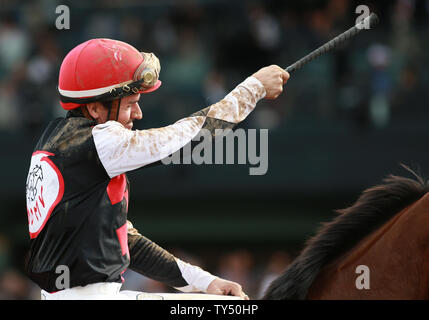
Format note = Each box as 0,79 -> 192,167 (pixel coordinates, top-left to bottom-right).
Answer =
92,76 -> 266,178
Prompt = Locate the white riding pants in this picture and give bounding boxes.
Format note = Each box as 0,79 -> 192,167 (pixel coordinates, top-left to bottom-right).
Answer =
40,282 -> 242,300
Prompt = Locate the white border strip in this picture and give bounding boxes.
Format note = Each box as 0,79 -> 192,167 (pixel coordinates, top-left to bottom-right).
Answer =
58,80 -> 132,98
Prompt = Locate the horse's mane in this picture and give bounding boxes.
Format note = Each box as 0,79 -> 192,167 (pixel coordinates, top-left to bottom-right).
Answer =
263,165 -> 429,300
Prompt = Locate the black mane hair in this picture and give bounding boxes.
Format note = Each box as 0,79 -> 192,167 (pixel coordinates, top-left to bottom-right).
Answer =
263,165 -> 429,300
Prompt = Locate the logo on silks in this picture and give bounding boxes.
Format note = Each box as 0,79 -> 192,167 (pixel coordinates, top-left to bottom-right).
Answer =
26,151 -> 64,239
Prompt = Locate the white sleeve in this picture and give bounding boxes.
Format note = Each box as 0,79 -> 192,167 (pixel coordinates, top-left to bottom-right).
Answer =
92,116 -> 205,178
92,76 -> 266,178
207,76 -> 266,123
173,258 -> 218,293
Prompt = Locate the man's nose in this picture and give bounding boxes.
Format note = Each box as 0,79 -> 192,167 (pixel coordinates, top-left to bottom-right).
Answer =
133,104 -> 142,120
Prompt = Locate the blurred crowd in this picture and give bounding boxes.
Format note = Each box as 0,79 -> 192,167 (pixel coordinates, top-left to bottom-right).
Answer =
0,0 -> 428,135
1,0 -> 429,299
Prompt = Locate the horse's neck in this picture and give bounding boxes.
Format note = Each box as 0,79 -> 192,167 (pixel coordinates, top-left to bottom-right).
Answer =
336,205 -> 410,271
308,194 -> 429,299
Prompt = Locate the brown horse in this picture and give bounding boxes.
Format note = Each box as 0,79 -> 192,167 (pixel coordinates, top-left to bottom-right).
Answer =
263,166 -> 429,300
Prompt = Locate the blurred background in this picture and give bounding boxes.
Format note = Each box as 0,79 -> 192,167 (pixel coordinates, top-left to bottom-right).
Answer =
0,0 -> 428,299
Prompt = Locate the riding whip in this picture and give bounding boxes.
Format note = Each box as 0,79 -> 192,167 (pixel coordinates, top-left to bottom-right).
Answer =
285,13 -> 379,74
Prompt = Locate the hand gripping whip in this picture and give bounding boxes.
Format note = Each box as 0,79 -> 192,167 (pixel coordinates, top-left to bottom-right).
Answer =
285,13 -> 379,74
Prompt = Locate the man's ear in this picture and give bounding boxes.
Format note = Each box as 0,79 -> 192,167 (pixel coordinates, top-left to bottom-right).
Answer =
86,102 -> 104,122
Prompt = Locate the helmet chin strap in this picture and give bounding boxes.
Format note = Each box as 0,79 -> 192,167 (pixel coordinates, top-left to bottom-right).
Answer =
107,99 -> 121,121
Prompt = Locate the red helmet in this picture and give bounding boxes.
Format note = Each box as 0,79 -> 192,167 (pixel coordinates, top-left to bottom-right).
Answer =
58,38 -> 162,110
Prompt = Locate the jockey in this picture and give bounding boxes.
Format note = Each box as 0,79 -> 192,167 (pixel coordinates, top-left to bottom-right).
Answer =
24,38 -> 289,300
